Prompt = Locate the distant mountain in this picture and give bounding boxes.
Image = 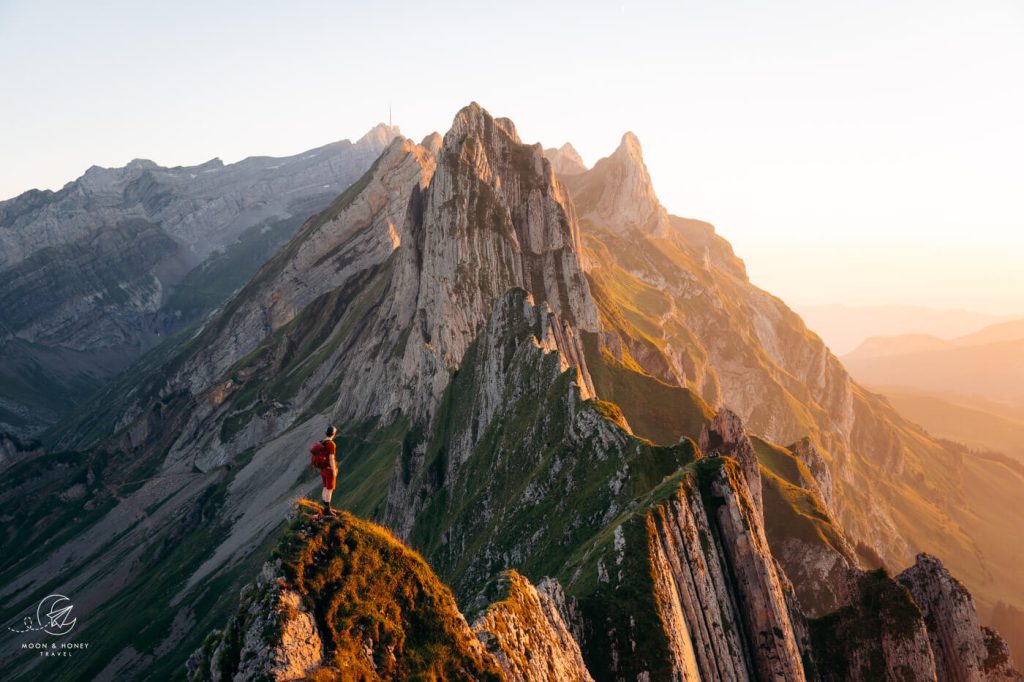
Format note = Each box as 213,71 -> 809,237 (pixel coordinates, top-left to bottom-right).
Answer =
847,318 -> 1024,361
844,319 -> 1024,405
543,142 -> 587,176
842,319 -> 1024,464
0,124 -> 398,437
3,104 -> 1020,681
875,386 -> 1024,461
796,303 -> 1015,355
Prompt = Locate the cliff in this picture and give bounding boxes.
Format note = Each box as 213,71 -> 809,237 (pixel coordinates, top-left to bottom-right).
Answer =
4,103 -> 1021,682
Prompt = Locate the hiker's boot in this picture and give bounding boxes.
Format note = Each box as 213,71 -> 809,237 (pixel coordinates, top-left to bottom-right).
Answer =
325,504 -> 336,517
322,501 -> 330,516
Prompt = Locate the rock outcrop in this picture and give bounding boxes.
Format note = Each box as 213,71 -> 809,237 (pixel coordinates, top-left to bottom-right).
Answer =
808,569 -> 939,681
189,504 -> 503,682
187,561 -> 324,682
699,407 -> 764,525
640,458 -> 805,681
474,571 -> 594,682
898,553 -> 1023,681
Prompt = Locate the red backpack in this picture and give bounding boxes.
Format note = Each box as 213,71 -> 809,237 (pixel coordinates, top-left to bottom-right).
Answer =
309,440 -> 330,469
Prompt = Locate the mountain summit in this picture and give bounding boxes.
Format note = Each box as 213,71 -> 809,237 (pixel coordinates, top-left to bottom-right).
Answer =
543,142 -> 587,176
562,131 -> 671,236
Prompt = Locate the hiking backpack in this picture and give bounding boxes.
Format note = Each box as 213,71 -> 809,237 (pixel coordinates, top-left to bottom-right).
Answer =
309,440 -> 330,469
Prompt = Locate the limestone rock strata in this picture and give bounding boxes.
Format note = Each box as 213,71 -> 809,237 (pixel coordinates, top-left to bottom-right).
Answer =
104,103 -> 602,472
474,571 -> 595,682
646,460 -> 805,681
808,569 -> 939,681
187,561 -> 324,682
897,553 -> 1023,681
383,287 -> 598,540
699,407 -> 763,526
173,136 -> 437,398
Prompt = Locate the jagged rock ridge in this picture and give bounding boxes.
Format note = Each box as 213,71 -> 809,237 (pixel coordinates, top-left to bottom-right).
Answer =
3,103 -> 1021,682
561,128 -> 1024,622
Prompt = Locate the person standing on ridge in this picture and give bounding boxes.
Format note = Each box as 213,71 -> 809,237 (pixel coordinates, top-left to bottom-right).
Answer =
310,426 -> 339,516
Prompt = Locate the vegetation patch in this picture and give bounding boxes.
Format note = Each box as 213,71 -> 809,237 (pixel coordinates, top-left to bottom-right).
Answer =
274,502 -> 503,681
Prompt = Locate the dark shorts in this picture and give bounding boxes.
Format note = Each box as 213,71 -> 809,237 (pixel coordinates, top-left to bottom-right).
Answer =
320,467 -> 337,491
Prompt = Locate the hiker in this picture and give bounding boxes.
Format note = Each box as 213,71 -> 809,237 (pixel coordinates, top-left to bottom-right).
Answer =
310,426 -> 339,516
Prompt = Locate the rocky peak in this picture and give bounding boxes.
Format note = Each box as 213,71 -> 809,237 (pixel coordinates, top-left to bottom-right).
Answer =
446,102 -> 522,149
699,407 -> 764,525
355,122 -> 402,149
568,131 -> 671,236
543,143 -> 587,176
421,131 -> 443,154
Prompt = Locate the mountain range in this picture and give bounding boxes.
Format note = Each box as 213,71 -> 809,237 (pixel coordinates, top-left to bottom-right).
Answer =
796,304 -> 1016,356
2,104 -> 1021,681
841,319 -> 1024,464
0,124 -> 397,438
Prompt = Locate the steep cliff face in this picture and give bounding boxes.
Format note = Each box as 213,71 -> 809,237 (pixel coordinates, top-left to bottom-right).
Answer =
809,568 -> 939,681
897,554 -> 1023,681
0,128 -> 395,438
561,131 -> 1024,619
639,458 -> 805,681
6,103 -> 1022,682
473,571 -> 594,682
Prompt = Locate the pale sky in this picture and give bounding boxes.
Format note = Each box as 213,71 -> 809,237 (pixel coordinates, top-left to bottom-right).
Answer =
2,0 -> 1022,314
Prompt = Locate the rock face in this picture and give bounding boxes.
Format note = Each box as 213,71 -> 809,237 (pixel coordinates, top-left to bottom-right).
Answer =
643,459 -> 805,681
699,407 -> 763,525
6,103 -> 1023,682
0,127 -> 396,437
77,103 -> 601,471
544,143 -> 588,176
474,571 -> 594,682
897,554 -> 1023,681
809,568 -> 939,681
561,129 -> 1024,620
565,132 -> 670,236
187,561 -> 324,682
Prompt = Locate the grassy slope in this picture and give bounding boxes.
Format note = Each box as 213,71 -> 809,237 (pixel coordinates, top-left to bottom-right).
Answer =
582,332 -> 712,446
5,450 -> 277,682
272,502 -> 503,681
752,436 -> 853,564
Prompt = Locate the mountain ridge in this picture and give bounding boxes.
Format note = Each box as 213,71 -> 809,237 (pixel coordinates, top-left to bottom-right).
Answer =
3,103 -> 1021,681
0,124 -> 399,439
